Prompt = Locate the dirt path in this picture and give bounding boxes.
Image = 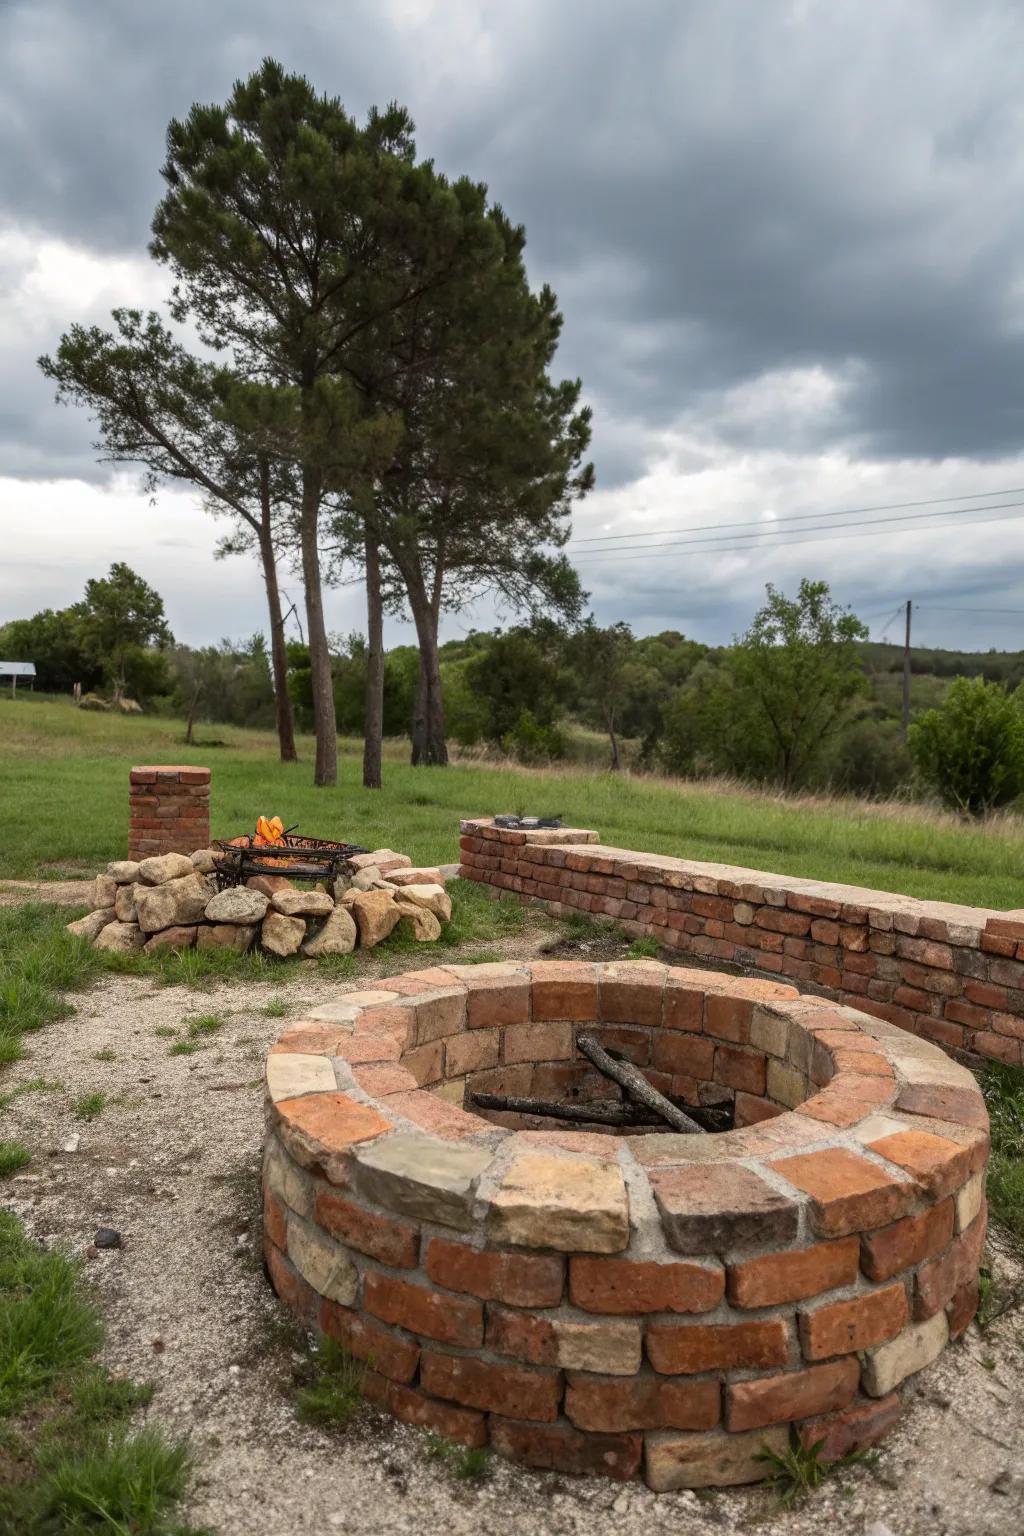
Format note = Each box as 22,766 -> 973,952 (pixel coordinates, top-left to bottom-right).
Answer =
0,877 -> 96,907
3,943 -> 1023,1536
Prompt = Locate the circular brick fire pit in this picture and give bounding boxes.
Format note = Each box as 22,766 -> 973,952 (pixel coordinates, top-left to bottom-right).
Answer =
263,960 -> 989,1489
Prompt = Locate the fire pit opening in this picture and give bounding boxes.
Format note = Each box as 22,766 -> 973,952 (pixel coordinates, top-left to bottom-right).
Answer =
264,959 -> 989,1490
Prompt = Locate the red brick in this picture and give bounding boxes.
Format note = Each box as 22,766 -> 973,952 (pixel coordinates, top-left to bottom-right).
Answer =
319,1299 -> 420,1383
916,1208 -> 986,1318
715,1044 -> 767,1095
726,1357 -> 860,1431
363,1272 -> 483,1347
663,975 -> 705,1031
485,1306 -> 557,1364
646,1318 -> 789,1374
799,1283 -> 908,1359
861,1199 -> 955,1281
599,969 -> 665,1026
728,1238 -> 860,1308
570,1256 -> 724,1315
800,1391 -> 901,1460
466,974 -> 531,1028
867,1130 -> 975,1200
565,1374 -> 720,1432
773,1147 -> 919,1236
974,1031 -> 1021,1063
704,995 -> 753,1044
314,1189 -> 419,1268
384,1090 -> 483,1140
425,1239 -> 564,1308
488,1417 -> 642,1481
652,1033 -> 714,1079
263,1186 -> 288,1251
265,1240 -> 318,1323
896,1081 -> 990,1128
530,962 -> 599,1020
947,1276 -> 980,1339
503,1020 -> 573,1063
420,1351 -> 561,1421
385,1381 -> 487,1446
589,1025 -> 652,1064
649,1163 -> 800,1254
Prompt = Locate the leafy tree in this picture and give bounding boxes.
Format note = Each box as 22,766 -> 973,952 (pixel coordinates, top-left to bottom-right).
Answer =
39,309 -> 299,761
76,564 -> 171,701
0,607 -> 101,694
462,628 -> 570,750
569,620 -> 635,769
727,580 -> 868,790
151,61 -> 423,786
909,676 -> 1024,815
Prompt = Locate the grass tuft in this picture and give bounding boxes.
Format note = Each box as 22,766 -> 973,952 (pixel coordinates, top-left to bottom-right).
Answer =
422,1433 -> 493,1482
294,1337 -> 365,1429
983,1063 -> 1024,1242
757,1426 -> 871,1506
73,1091 -> 107,1122
0,1140 -> 31,1176
187,1014 -> 225,1037
0,1207 -> 103,1415
263,999 -> 290,1018
627,934 -> 660,958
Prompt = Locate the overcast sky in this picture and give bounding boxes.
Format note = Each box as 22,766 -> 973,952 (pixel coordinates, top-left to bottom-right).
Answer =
4,0 -> 1024,652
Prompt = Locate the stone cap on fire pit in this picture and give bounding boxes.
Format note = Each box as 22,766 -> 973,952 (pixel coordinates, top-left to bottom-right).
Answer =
263,960 -> 989,1488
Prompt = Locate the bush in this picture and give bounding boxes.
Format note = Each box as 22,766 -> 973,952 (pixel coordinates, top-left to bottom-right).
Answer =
909,676 -> 1024,815
501,709 -> 567,763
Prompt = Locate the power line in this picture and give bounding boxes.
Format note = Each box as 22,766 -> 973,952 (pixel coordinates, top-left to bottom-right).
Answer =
570,483 -> 1024,547
919,604 -> 1024,616
570,500 -> 1024,563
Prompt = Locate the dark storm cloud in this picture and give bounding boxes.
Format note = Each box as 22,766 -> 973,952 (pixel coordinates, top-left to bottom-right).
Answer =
4,0 -> 1024,486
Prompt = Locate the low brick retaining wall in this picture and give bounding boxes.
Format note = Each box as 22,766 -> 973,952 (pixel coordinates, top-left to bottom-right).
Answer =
459,819 -> 1024,1068
263,961 -> 988,1488
128,765 -> 210,860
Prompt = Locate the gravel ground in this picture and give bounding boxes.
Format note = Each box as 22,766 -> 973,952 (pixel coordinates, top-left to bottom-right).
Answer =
3,930 -> 1023,1536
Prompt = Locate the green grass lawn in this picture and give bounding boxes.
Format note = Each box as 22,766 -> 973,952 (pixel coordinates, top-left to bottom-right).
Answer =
3,695 -> 1024,908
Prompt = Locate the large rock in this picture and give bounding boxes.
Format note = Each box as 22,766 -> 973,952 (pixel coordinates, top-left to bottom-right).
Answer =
302,906 -> 358,957
396,883 -> 452,922
137,852 -> 195,886
246,874 -> 293,897
204,887 -> 269,925
351,869 -> 392,892
93,920 -> 144,953
385,867 -> 446,888
106,860 -> 140,885
350,889 -> 402,948
67,908 -> 115,941
350,849 -> 412,876
135,873 -> 210,934
261,911 -> 306,957
396,902 -> 442,942
114,883 -> 139,923
93,874 -> 118,908
143,925 -> 198,954
197,923 -> 254,953
190,848 -> 220,874
271,889 -> 334,918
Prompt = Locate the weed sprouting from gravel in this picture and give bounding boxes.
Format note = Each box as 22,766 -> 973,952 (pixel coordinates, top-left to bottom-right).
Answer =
263,998 -> 290,1018
153,1025 -> 176,1038
188,1014 -> 225,1037
0,1140 -> 31,1176
73,1091 -> 107,1121
422,1433 -> 493,1482
168,1039 -> 203,1056
757,1427 -> 872,1506
92,1047 -> 116,1062
295,1337 -> 365,1429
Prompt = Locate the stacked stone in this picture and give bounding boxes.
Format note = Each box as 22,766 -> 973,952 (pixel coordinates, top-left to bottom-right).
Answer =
459,819 -> 1024,1068
262,959 -> 988,1489
128,765 -> 210,860
66,847 -> 453,957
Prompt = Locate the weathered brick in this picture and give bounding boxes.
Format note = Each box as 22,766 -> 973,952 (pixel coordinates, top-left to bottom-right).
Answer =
861,1198 -> 955,1282
599,965 -> 665,1026
314,1188 -> 419,1268
663,975 -> 705,1031
529,961 -> 599,1021
867,1129 -> 975,1200
263,1186 -> 288,1250
466,974 -> 531,1029
363,1272 -> 483,1347
862,1311 -> 948,1396
570,1255 -> 724,1315
487,1306 -> 641,1374
728,1238 -> 860,1308
916,1208 -> 986,1318
425,1239 -> 564,1307
652,1033 -> 714,1079
487,1152 -> 629,1253
773,1147 -> 919,1237
799,1391 -> 901,1460
319,1298 -> 420,1383
503,1020 -> 573,1063
646,1318 -> 789,1374
704,995 -> 753,1044
715,1044 -> 767,1095
645,1426 -> 789,1490
799,1282 -> 908,1359
649,1163 -> 800,1255
384,1381 -> 487,1445
489,1416 -> 642,1481
725,1357 -> 860,1431
565,1374 -> 720,1432
445,1029 -> 500,1076
420,1350 -> 561,1421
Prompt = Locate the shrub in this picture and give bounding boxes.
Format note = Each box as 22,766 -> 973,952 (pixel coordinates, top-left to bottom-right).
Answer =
909,676 -> 1024,815
501,709 -> 567,763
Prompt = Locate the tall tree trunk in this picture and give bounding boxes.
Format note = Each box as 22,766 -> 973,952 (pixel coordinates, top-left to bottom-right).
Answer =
299,462 -> 337,787
606,710 -> 620,771
257,457 -> 298,764
404,577 -> 447,766
363,535 -> 384,790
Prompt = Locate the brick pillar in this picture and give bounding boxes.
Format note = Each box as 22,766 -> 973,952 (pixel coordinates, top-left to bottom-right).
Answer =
129,765 -> 211,860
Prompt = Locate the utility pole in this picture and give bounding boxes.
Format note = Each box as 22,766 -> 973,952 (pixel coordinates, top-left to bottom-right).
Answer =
901,599 -> 912,738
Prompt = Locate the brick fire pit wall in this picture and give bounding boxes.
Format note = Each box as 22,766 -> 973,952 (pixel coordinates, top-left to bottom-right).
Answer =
128,765 -> 210,861
459,818 -> 1024,1068
263,961 -> 988,1489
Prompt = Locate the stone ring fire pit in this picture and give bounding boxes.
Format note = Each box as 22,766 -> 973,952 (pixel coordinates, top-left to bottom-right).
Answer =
263,960 -> 989,1490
